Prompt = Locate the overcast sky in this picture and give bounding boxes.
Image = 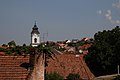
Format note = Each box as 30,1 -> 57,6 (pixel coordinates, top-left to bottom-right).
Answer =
0,0 -> 120,45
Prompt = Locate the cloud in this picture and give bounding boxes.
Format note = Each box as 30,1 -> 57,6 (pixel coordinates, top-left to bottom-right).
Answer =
97,9 -> 120,24
105,10 -> 120,24
97,10 -> 102,15
112,0 -> 120,8
105,10 -> 112,20
116,20 -> 120,23
107,10 -> 111,14
97,0 -> 120,24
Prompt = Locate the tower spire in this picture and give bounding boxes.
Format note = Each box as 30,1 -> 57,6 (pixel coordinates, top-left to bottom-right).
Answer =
35,21 -> 36,25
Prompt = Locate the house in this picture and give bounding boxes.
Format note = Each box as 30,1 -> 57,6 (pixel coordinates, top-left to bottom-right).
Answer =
72,39 -> 79,43
78,44 -> 92,55
65,40 -> 71,44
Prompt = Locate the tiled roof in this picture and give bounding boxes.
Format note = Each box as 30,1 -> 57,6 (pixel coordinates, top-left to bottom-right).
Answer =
0,53 -> 94,80
46,54 -> 95,79
0,55 -> 29,80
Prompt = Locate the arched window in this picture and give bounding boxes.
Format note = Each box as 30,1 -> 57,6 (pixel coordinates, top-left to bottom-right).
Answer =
34,38 -> 37,43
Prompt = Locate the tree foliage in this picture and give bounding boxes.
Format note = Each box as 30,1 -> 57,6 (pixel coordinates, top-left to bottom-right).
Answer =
45,72 -> 64,80
0,48 -> 7,52
8,40 -> 16,47
66,73 -> 81,80
85,26 -> 120,76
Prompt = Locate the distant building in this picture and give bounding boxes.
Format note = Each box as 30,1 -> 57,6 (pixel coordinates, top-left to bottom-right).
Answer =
72,39 -> 79,43
31,22 -> 40,47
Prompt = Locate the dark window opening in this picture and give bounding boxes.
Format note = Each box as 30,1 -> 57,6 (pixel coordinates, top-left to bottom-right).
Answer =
34,38 -> 37,43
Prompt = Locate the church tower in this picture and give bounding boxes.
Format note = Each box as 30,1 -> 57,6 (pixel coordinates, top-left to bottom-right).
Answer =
31,22 -> 40,47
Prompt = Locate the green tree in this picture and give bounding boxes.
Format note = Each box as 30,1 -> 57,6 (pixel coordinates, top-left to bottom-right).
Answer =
8,40 -> 16,47
6,51 -> 12,54
66,73 -> 81,80
45,72 -> 64,80
0,48 -> 7,52
2,44 -> 7,47
20,46 -> 31,55
85,26 -> 120,76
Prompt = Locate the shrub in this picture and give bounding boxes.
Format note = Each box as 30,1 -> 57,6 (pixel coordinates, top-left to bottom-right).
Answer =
67,73 -> 81,80
45,72 -> 64,80
6,51 -> 12,54
0,48 -> 6,52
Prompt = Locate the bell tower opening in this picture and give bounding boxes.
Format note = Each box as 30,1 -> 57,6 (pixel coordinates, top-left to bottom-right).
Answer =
34,38 -> 37,43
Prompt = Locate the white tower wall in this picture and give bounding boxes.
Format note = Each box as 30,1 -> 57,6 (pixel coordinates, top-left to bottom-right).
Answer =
31,34 -> 40,47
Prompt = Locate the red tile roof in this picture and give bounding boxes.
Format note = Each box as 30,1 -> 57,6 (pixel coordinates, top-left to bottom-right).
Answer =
0,52 -> 5,55
46,54 -> 94,79
0,55 -> 29,80
0,54 -> 94,80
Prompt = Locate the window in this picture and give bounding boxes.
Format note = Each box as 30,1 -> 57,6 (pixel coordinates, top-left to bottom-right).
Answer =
34,38 -> 37,43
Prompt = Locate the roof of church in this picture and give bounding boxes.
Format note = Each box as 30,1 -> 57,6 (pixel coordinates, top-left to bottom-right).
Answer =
31,23 -> 40,34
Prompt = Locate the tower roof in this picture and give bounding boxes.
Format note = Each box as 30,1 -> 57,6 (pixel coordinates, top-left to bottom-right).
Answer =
31,22 -> 40,34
